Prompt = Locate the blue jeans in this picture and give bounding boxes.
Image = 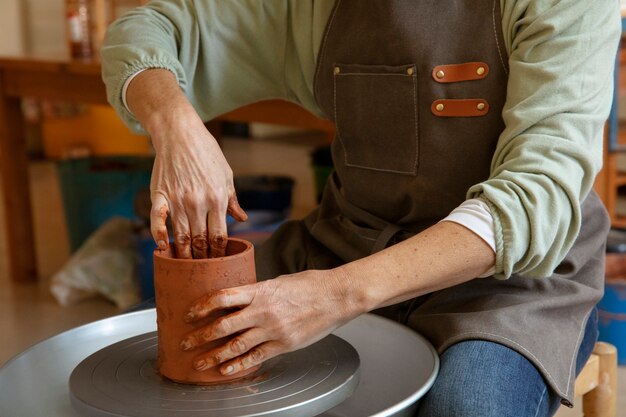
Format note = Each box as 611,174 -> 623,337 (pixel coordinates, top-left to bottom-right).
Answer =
416,308 -> 598,417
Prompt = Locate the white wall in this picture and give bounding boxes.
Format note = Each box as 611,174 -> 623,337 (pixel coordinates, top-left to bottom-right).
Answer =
0,0 -> 66,56
24,0 -> 66,55
0,0 -> 26,55
1,0 -> 143,56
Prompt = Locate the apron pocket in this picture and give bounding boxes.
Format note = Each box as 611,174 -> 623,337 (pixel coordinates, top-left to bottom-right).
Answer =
334,63 -> 418,175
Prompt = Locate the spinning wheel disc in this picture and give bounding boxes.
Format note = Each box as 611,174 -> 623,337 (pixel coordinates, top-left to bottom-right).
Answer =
69,332 -> 360,417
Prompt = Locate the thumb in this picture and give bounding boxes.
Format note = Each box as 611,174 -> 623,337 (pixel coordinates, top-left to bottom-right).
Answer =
227,193 -> 248,222
150,192 -> 170,251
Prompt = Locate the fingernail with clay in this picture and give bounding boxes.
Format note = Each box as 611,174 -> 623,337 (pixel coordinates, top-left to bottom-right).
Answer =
222,365 -> 234,375
157,240 -> 167,250
180,338 -> 194,351
184,311 -> 195,323
194,360 -> 208,371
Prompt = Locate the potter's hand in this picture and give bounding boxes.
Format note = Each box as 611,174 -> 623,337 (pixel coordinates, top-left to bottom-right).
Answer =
179,270 -> 364,375
150,116 -> 247,259
125,69 -> 247,259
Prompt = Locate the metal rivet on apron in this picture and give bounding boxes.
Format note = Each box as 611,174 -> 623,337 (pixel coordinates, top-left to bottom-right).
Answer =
476,66 -> 486,76
407,67 -> 415,76
435,103 -> 445,112
334,67 -> 341,75
477,102 -> 486,111
436,70 -> 445,79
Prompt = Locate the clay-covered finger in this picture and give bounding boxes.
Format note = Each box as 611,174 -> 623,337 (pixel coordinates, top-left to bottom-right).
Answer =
220,341 -> 279,375
227,193 -> 248,222
184,288 -> 254,323
171,208 -> 193,259
186,197 -> 209,259
207,208 -> 228,258
150,193 -> 170,251
181,310 -> 249,352
191,328 -> 267,371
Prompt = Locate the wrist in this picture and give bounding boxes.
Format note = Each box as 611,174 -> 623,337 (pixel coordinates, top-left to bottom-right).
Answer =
125,68 -> 199,143
146,101 -> 204,151
330,264 -> 377,316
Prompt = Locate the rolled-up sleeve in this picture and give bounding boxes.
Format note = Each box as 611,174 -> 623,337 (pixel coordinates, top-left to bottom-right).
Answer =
468,0 -> 621,278
101,0 -> 332,134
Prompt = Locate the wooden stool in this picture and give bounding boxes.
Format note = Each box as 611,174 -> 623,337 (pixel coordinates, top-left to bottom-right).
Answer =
573,342 -> 618,417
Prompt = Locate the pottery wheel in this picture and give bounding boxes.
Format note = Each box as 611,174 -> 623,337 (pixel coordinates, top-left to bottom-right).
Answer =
69,332 -> 360,417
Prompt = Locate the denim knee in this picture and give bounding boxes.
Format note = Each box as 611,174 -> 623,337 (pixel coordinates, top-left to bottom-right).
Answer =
416,340 -> 559,417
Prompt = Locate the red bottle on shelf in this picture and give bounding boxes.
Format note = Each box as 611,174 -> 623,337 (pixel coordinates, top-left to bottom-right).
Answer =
66,0 -> 93,59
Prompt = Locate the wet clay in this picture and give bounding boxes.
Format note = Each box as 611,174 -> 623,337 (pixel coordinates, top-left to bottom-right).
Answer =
153,238 -> 259,384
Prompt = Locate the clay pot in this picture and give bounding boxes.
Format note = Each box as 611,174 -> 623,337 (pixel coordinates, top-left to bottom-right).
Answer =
153,238 -> 258,384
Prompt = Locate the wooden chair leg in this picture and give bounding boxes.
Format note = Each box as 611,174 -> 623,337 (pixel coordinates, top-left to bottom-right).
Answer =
582,342 -> 618,417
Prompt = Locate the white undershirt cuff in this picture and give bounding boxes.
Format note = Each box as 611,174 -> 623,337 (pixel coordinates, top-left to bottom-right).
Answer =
440,198 -> 496,278
121,69 -> 148,115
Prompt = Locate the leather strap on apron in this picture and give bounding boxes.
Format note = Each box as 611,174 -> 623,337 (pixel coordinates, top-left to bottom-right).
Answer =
327,174 -> 407,254
372,225 -> 403,254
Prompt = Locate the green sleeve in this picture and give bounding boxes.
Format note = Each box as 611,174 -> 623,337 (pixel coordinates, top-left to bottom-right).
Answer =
100,0 -> 334,134
468,0 -> 621,278
103,0 -> 620,280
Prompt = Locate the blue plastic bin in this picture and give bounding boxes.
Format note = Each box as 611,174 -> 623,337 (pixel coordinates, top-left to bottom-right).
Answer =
57,156 -> 153,251
230,175 -> 295,246
599,230 -> 626,365
598,275 -> 626,365
135,232 -> 157,301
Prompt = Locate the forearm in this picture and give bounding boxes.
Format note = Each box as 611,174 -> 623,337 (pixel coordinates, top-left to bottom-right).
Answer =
125,68 -> 206,150
337,221 -> 495,313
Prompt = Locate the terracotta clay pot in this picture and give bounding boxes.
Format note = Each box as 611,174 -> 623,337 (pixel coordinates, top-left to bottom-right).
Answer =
153,238 -> 259,384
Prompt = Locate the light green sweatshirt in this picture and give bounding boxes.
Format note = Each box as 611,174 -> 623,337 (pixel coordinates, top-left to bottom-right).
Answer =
101,0 -> 621,279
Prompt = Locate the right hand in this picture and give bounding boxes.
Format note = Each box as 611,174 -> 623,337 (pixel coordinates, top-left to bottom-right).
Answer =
125,69 -> 247,259
149,109 -> 247,259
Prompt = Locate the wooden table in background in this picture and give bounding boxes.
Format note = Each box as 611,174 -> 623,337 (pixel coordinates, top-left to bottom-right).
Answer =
0,55 -> 334,283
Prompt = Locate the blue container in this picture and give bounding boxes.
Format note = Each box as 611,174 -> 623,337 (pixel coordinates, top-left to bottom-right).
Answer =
234,175 -> 294,212
57,157 -> 153,251
229,175 -> 295,246
134,233 -> 157,301
598,277 -> 626,365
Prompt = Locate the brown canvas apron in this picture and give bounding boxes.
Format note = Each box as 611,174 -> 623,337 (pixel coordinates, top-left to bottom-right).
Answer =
256,0 -> 609,405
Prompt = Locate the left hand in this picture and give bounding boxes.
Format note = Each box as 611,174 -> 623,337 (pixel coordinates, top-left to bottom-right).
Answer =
179,269 -> 363,376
